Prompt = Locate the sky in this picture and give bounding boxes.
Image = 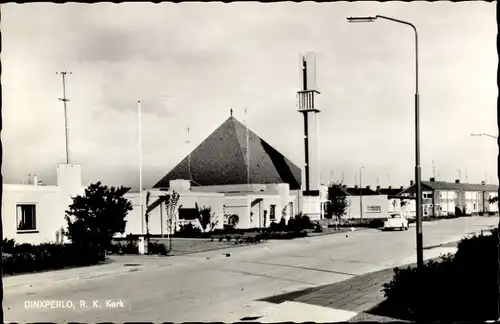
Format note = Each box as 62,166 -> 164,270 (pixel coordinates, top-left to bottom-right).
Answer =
1,2 -> 497,191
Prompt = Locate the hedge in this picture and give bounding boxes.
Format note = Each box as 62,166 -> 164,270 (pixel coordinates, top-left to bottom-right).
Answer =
382,229 -> 499,322
2,240 -> 103,275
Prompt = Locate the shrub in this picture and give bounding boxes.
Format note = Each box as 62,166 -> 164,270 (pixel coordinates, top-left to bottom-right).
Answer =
288,215 -> 315,231
383,229 -> 499,322
148,242 -> 169,255
278,218 -> 287,231
176,223 -> 205,238
225,235 -> 232,242
369,219 -> 385,228
2,238 -> 16,254
2,243 -> 103,275
262,230 -> 308,240
269,221 -> 280,231
313,224 -> 323,233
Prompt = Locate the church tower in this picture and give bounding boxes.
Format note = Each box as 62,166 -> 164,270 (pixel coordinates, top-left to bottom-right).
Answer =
297,52 -> 322,220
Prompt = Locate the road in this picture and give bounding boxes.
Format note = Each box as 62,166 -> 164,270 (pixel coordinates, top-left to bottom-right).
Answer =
3,216 -> 497,323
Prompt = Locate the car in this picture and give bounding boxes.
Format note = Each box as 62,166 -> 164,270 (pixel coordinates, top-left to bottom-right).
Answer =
383,214 -> 409,231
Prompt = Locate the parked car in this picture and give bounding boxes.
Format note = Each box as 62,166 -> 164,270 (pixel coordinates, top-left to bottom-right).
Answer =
383,214 -> 409,231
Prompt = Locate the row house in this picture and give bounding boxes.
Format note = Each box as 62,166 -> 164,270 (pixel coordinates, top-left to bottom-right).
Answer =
398,177 -> 499,216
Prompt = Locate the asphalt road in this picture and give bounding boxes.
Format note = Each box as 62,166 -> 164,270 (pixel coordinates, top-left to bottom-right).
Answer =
3,216 -> 497,323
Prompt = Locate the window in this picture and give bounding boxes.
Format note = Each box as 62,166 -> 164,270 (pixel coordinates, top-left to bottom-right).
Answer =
366,206 -> 381,213
17,204 -> 37,232
423,192 -> 433,199
270,205 -> 276,220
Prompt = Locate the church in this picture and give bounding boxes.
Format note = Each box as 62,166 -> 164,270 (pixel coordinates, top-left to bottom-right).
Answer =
122,53 -> 326,234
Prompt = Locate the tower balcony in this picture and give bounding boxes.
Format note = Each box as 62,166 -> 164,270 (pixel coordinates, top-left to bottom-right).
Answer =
297,90 -> 321,112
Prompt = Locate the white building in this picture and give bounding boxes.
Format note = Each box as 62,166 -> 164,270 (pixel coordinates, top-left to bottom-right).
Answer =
1,164 -> 84,244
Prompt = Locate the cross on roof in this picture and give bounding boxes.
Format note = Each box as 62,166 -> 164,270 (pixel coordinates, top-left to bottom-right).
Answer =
230,108 -> 233,116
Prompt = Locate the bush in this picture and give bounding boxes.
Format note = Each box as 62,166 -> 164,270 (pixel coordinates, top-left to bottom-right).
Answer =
278,218 -> 287,231
382,229 -> 499,322
2,238 -> 16,254
148,242 -> 169,255
269,221 -> 280,231
313,224 -> 323,233
369,219 -> 385,228
2,243 -> 103,275
288,215 -> 315,231
176,223 -> 206,238
108,236 -> 139,255
259,230 -> 308,240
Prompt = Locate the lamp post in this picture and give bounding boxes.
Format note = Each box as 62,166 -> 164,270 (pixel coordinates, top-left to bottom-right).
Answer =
347,15 -> 423,271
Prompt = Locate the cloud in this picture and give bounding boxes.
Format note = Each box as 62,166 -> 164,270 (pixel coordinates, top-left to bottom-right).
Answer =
1,2 -> 496,190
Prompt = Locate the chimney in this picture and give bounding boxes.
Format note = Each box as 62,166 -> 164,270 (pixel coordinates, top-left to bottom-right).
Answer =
455,179 -> 460,184
400,186 -> 404,190
366,185 -> 370,190
410,180 -> 414,186
354,185 -> 359,189
376,185 -> 381,192
33,175 -> 38,186
481,181 -> 486,185
430,177 -> 435,182
388,186 -> 392,190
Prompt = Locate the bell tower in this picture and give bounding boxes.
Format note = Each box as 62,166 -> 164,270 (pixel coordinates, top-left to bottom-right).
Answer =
297,52 -> 322,219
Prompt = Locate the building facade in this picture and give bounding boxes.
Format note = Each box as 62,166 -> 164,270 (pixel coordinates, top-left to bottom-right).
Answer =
398,177 -> 499,216
1,164 -> 84,244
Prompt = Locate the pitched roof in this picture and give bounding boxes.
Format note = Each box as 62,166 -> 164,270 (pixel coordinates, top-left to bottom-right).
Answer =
379,187 -> 405,196
406,181 -> 498,192
153,116 -> 302,190
422,181 -> 498,192
345,187 -> 379,196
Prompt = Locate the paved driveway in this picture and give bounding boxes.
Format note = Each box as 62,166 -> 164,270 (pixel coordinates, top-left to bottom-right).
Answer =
3,216 -> 497,323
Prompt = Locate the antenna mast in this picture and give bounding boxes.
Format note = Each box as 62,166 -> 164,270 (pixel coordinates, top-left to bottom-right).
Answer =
57,71 -> 72,164
187,125 -> 192,180
432,160 -> 436,179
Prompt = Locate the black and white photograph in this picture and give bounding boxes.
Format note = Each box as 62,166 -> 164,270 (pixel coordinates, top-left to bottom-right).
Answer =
0,1 -> 498,323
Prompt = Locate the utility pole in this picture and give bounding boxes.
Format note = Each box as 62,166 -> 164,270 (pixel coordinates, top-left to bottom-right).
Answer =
432,160 -> 436,179
186,125 -> 192,180
57,71 -> 72,164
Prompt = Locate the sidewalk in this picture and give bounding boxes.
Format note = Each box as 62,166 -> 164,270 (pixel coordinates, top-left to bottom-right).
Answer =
241,242 -> 461,323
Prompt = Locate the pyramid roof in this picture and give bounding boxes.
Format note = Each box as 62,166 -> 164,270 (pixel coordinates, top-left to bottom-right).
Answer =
153,116 -> 302,190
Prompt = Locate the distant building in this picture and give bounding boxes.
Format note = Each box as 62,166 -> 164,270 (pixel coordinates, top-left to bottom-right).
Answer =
398,177 -> 499,216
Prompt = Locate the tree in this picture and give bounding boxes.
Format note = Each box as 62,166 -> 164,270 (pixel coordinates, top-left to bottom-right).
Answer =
64,182 -> 133,259
326,182 -> 350,228
164,191 -> 181,252
195,203 -> 218,232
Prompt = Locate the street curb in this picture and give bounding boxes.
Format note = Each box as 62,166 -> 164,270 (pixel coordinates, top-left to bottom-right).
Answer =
3,265 -> 142,289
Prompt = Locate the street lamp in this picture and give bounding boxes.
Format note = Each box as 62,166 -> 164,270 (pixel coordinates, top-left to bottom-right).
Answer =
470,133 -> 498,139
347,15 -> 424,271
